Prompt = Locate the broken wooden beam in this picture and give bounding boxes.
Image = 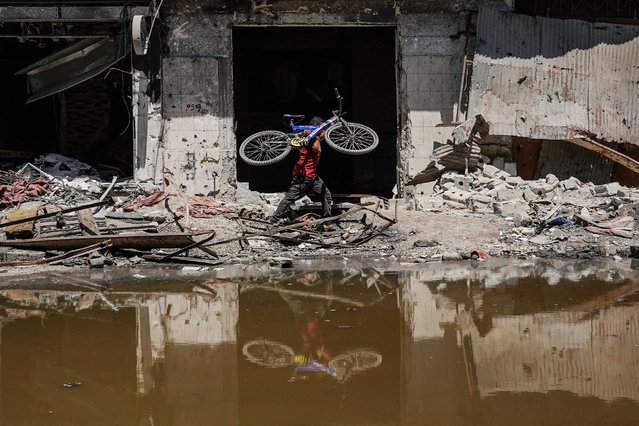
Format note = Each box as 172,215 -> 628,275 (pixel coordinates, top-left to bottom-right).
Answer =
568,138 -> 639,175
0,240 -> 112,267
0,200 -> 108,229
0,232 -> 197,251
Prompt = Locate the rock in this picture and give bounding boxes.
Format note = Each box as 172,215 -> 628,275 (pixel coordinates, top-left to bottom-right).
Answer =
598,243 -> 617,257
268,257 -> 293,268
530,235 -> 551,245
129,256 -> 144,264
482,164 -> 500,178
471,194 -> 492,205
413,240 -> 441,248
493,200 -> 528,217
494,188 -> 523,201
514,211 -> 532,226
88,255 -> 106,269
443,200 -> 467,209
619,202 -> 639,219
442,251 -> 462,261
441,172 -> 473,191
560,177 -> 581,191
506,176 -> 524,186
528,181 -> 555,195
442,188 -> 471,204
592,182 -> 622,197
523,188 -> 538,202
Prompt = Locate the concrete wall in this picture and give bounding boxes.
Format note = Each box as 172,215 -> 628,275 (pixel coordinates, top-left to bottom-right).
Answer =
133,0 -> 512,200
397,13 -> 469,194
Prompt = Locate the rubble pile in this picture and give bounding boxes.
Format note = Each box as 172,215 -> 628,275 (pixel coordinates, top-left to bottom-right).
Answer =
414,164 -> 639,258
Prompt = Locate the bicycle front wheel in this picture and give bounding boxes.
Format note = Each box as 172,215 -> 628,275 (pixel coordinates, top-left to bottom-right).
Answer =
242,339 -> 295,368
324,122 -> 379,155
239,130 -> 292,166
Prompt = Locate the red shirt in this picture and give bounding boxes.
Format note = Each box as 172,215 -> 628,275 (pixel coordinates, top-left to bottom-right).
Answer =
293,142 -> 321,179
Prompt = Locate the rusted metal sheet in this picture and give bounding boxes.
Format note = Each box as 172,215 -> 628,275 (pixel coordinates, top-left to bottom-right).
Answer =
469,7 -> 639,144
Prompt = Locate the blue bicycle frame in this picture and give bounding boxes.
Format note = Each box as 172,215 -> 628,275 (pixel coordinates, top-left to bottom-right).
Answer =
290,118 -> 337,142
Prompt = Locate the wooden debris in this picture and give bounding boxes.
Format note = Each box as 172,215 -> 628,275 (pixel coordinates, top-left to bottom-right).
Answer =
0,240 -> 112,267
0,200 -> 107,229
76,210 -> 100,236
0,232 -> 198,251
4,208 -> 38,239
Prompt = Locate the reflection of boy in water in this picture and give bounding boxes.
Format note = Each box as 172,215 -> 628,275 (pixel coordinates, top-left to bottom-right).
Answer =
279,271 -> 333,363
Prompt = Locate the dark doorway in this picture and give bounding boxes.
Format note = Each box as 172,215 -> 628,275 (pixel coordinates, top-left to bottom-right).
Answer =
0,39 -> 133,177
233,26 -> 397,197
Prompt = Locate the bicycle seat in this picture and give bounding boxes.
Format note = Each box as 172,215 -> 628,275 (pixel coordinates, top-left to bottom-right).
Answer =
283,114 -> 305,120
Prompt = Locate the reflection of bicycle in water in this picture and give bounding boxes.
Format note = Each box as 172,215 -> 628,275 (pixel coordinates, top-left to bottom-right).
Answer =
242,339 -> 382,383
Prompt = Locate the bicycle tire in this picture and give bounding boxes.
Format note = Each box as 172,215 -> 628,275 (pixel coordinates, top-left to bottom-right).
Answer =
239,130 -> 292,166
328,350 -> 382,372
242,339 -> 295,368
324,122 -> 379,155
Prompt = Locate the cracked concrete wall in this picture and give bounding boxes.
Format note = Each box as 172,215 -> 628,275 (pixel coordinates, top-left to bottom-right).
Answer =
397,13 -> 469,192
160,11 -> 235,198
133,0 -> 512,199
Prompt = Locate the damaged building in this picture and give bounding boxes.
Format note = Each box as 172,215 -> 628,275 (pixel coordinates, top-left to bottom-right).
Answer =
2,0 -> 639,201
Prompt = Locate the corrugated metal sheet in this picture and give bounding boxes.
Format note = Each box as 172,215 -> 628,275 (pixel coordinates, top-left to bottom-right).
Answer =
469,7 -> 639,144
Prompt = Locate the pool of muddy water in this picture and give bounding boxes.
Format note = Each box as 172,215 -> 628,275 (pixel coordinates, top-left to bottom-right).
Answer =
1,259 -> 639,425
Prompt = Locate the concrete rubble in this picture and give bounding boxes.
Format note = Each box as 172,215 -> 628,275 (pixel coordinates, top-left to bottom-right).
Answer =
0,148 -> 638,274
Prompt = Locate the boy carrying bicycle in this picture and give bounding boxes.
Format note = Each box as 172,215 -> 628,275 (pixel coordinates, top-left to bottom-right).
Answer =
270,116 -> 333,225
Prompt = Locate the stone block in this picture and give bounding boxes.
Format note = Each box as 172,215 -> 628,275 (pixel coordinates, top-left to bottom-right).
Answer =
619,202 -> 639,219
560,177 -> 581,191
513,211 -> 532,226
442,188 -> 471,204
529,181 -> 555,195
493,200 -> 528,217
592,182 -> 622,197
482,164 -> 500,178
441,172 -> 472,191
504,162 -> 517,176
492,157 -> 505,170
494,188 -> 523,202
506,176 -> 525,186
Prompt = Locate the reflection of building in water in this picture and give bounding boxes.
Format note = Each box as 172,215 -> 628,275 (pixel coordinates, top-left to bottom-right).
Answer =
399,262 -> 639,424
134,282 -> 239,425
0,283 -> 239,426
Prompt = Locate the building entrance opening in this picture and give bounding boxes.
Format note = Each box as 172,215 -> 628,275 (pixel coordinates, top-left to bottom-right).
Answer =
233,27 -> 397,197
0,39 -> 133,178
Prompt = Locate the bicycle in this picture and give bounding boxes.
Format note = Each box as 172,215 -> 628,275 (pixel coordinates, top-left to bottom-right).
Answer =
238,89 -> 379,166
242,338 -> 382,382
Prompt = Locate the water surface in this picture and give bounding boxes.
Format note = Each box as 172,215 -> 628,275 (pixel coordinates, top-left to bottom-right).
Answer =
1,259 -> 639,425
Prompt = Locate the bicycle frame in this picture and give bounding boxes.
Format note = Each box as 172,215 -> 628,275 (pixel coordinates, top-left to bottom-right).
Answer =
285,89 -> 346,142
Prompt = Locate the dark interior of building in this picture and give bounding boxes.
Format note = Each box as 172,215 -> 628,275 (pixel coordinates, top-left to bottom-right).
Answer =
0,38 -> 133,177
233,26 -> 397,197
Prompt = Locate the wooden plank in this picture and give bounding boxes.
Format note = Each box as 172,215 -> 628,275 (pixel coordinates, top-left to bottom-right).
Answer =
0,200 -> 107,229
0,233 -> 196,251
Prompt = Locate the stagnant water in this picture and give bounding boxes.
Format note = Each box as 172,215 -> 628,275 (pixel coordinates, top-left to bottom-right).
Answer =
1,259 -> 639,425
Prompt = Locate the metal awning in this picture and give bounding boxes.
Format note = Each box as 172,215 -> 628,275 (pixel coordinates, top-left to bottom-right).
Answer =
468,7 -> 639,144
15,36 -> 129,103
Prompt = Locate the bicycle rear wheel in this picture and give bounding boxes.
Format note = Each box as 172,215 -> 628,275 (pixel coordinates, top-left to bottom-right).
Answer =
324,122 -> 379,155
239,130 -> 292,166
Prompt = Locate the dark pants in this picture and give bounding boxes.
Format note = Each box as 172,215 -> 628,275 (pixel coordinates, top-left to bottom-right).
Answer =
273,175 -> 333,220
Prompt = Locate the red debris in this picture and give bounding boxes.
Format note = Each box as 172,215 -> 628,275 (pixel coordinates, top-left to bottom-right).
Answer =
176,196 -> 235,218
0,177 -> 48,205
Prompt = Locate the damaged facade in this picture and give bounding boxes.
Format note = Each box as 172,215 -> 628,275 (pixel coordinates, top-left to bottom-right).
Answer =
2,0 -> 639,200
